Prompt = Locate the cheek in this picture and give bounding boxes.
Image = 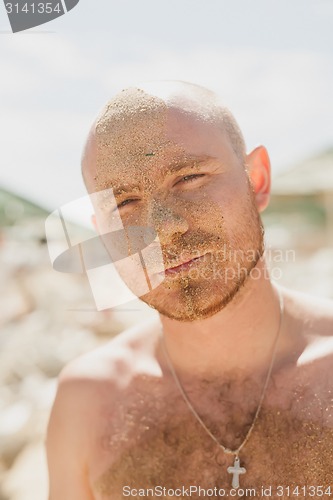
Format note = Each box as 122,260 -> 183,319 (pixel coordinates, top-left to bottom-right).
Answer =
121,211 -> 141,227
205,173 -> 252,219
95,211 -> 123,234
121,205 -> 159,234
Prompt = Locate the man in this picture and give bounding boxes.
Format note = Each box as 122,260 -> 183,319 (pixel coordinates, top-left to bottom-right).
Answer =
46,81 -> 333,500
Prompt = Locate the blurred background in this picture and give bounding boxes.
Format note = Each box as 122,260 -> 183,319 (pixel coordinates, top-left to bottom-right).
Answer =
0,1 -> 333,498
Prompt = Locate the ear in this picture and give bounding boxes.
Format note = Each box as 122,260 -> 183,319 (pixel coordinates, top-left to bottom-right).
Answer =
246,145 -> 271,212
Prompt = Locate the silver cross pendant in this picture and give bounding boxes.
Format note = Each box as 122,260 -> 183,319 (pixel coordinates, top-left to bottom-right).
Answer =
227,456 -> 246,489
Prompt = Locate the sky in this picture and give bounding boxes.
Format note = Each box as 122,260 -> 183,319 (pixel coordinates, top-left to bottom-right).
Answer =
0,0 -> 333,224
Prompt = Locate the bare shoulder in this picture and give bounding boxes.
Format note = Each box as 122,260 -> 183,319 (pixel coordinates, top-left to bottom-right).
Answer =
47,317 -> 161,463
277,288 -> 333,420
283,287 -> 333,366
283,287 -> 333,359
55,315 -> 161,400
284,287 -> 333,335
46,317 -> 163,498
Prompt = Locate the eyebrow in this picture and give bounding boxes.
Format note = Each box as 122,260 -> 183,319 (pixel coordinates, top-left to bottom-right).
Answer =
109,155 -> 218,196
165,155 -> 218,174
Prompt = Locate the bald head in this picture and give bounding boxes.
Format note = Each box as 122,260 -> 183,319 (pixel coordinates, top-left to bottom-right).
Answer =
81,81 -> 246,190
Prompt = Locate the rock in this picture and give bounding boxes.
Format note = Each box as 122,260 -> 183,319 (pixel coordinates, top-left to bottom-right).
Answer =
0,401 -> 32,468
1,441 -> 48,500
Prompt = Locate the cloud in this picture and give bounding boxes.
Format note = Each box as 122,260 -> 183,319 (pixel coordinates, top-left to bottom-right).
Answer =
1,35 -> 332,214
1,34 -> 95,80
100,46 -> 333,167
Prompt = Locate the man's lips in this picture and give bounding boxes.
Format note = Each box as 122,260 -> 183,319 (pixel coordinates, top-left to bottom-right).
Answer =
163,253 -> 208,275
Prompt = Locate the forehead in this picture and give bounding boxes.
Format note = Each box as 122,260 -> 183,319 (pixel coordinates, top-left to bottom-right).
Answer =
87,90 -> 235,192
95,88 -> 168,161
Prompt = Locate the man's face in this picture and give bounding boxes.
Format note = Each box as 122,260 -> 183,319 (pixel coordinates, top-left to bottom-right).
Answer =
90,96 -> 264,321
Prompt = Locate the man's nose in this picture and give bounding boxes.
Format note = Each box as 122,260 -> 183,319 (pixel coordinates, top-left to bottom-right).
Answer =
148,199 -> 189,243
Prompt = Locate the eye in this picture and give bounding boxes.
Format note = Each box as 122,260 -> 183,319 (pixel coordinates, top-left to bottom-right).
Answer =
177,174 -> 205,184
116,198 -> 138,209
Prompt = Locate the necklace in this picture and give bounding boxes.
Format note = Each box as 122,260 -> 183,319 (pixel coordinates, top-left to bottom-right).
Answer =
161,290 -> 284,490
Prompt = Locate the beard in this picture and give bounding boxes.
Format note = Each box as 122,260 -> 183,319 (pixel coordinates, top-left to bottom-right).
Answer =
138,186 -> 265,322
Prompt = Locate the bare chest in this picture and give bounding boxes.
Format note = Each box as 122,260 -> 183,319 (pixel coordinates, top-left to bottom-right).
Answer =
91,385 -> 333,500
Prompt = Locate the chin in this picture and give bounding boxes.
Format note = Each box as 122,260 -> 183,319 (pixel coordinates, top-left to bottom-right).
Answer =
139,276 -> 244,322
138,249 -> 263,321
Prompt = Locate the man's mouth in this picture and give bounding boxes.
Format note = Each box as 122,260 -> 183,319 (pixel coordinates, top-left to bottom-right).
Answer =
163,253 -> 208,276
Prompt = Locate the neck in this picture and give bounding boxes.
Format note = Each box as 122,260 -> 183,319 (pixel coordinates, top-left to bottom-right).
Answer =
159,259 -> 284,380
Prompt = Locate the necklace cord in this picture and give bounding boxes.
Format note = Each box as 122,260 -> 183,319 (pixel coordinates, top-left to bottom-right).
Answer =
161,289 -> 284,458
